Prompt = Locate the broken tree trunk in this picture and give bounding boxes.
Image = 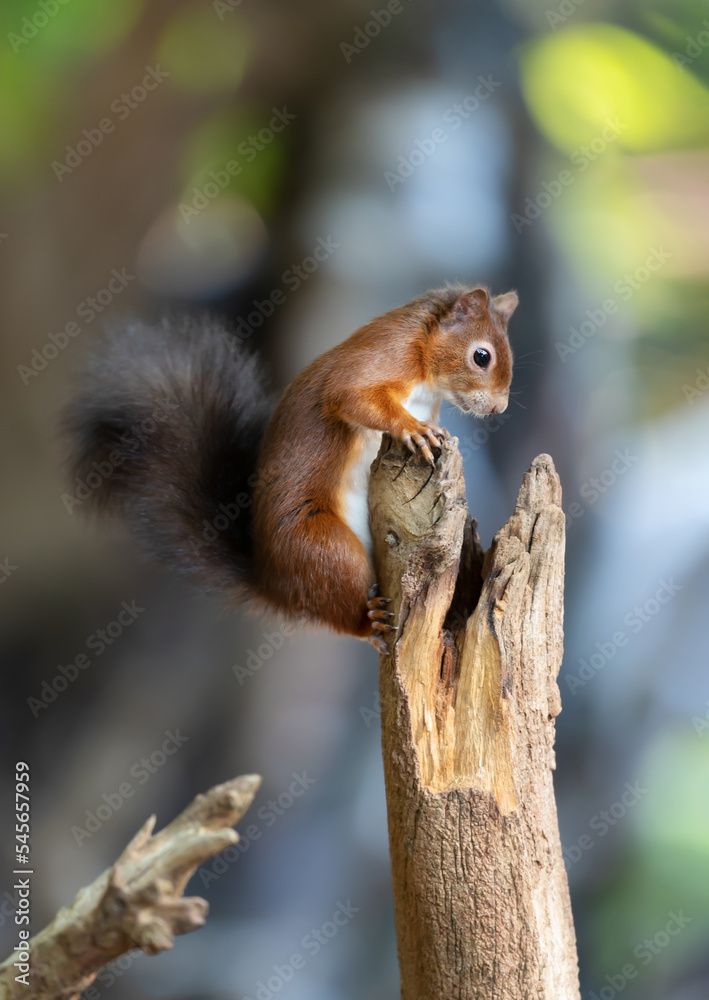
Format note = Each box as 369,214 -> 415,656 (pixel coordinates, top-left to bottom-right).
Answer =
369,436 -> 579,1000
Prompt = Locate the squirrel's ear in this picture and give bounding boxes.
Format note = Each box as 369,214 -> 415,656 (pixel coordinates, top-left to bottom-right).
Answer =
453,287 -> 489,318
492,290 -> 519,321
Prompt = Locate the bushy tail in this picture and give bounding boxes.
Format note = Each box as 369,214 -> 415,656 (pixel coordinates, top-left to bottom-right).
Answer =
65,315 -> 272,599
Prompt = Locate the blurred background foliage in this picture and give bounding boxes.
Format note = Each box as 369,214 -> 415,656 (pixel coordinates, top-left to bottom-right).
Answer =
0,0 -> 708,997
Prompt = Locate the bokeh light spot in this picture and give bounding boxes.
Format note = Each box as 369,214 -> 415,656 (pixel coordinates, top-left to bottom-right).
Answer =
137,196 -> 268,299
157,5 -> 250,94
520,23 -> 709,154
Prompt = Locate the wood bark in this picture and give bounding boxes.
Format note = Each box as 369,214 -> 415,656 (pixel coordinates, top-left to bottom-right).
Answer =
0,775 -> 260,1000
369,435 -> 579,1000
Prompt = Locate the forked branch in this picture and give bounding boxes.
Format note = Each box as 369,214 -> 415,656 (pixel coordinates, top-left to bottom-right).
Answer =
0,774 -> 261,1000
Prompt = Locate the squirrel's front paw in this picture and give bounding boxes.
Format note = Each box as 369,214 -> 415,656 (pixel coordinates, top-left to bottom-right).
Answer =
402,422 -> 447,467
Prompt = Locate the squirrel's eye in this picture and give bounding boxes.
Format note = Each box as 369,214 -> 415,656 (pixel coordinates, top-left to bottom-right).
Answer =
473,348 -> 491,369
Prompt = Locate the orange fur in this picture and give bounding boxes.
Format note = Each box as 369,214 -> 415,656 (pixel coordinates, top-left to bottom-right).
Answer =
67,290 -> 516,648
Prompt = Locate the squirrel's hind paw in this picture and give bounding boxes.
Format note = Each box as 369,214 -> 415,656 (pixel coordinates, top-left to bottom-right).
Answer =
366,590 -> 397,653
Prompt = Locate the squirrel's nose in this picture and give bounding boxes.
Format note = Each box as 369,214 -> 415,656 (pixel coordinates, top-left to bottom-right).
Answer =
489,396 -> 508,415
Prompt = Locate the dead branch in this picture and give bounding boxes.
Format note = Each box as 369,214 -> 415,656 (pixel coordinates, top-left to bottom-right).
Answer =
0,774 -> 261,1000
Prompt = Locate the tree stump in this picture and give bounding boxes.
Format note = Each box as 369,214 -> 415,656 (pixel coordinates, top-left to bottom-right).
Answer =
369,436 -> 579,1000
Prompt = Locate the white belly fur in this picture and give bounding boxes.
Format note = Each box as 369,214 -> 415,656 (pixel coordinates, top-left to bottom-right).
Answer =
341,383 -> 441,555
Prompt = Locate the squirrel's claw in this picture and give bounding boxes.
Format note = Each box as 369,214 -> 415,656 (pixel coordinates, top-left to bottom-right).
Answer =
420,421 -> 446,448
368,619 -> 398,655
403,423 -> 446,467
403,431 -> 435,466
368,596 -> 396,627
367,589 -> 397,653
368,633 -> 389,655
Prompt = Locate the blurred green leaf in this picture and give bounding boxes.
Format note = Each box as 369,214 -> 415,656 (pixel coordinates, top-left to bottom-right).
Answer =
2,0 -> 143,61
520,23 -> 709,154
0,0 -> 144,182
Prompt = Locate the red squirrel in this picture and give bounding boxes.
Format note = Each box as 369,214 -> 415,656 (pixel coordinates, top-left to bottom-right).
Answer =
67,285 -> 516,651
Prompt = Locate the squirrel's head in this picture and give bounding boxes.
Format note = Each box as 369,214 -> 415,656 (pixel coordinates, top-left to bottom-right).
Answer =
430,287 -> 516,417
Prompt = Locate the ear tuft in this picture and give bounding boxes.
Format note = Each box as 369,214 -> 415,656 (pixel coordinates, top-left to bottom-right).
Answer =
492,290 -> 519,321
453,287 -> 489,318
